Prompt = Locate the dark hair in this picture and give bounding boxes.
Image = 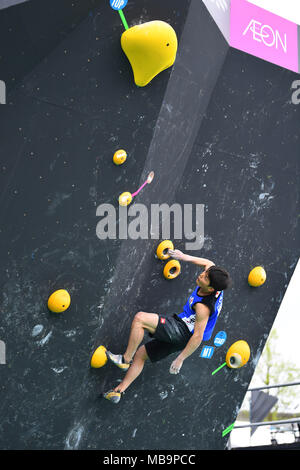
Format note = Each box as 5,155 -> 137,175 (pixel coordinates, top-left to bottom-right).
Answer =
207,266 -> 232,291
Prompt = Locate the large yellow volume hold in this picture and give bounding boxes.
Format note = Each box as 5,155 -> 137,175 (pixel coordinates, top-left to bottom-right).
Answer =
121,20 -> 178,87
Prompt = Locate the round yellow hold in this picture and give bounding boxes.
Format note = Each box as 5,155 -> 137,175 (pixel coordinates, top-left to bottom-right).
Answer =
248,266 -> 266,287
163,259 -> 181,280
156,240 -> 174,260
90,345 -> 108,368
226,340 -> 251,369
119,191 -> 132,206
113,149 -> 127,165
47,289 -> 71,313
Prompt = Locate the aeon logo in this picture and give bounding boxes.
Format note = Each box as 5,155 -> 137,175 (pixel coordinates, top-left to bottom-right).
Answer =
243,20 -> 287,54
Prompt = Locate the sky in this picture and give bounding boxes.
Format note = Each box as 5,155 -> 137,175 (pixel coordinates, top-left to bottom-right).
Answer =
269,258 -> 300,366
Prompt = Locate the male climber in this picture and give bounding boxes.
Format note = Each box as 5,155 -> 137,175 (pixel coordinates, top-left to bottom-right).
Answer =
103,250 -> 232,404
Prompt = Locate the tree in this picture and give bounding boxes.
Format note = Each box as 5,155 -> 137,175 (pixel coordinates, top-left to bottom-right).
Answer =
255,328 -> 299,419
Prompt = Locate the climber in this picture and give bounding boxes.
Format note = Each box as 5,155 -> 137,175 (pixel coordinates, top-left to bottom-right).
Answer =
103,250 -> 232,404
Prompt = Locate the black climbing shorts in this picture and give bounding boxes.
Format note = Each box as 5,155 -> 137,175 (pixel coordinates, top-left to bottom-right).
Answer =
145,314 -> 192,363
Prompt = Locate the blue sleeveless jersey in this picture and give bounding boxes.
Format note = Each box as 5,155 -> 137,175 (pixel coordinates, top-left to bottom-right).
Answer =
177,287 -> 223,341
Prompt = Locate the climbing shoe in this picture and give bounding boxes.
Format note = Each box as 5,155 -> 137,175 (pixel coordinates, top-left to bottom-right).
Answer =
106,351 -> 132,371
103,390 -> 124,404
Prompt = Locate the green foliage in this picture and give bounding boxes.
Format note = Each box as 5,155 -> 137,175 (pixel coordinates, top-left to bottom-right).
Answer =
256,329 -> 300,417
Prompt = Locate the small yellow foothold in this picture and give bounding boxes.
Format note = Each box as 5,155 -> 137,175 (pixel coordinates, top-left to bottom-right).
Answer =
113,149 -> 127,165
121,20 -> 178,87
119,191 -> 132,206
91,345 -> 108,368
248,266 -> 266,287
47,289 -> 71,313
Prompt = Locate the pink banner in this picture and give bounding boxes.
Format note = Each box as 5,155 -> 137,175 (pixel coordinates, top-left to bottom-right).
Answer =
230,0 -> 298,73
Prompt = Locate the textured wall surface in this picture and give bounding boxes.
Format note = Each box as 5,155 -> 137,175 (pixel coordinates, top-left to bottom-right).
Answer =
0,0 -> 299,450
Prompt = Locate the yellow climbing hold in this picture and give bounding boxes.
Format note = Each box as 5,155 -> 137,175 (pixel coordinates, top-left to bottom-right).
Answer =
113,149 -> 127,165
119,191 -> 132,206
226,340 -> 251,369
47,289 -> 71,313
156,240 -> 174,260
248,266 -> 266,287
163,259 -> 181,280
91,345 -> 108,368
121,20 -> 178,87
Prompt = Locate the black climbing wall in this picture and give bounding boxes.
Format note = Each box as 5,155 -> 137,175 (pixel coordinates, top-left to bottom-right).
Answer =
0,0 -> 299,451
